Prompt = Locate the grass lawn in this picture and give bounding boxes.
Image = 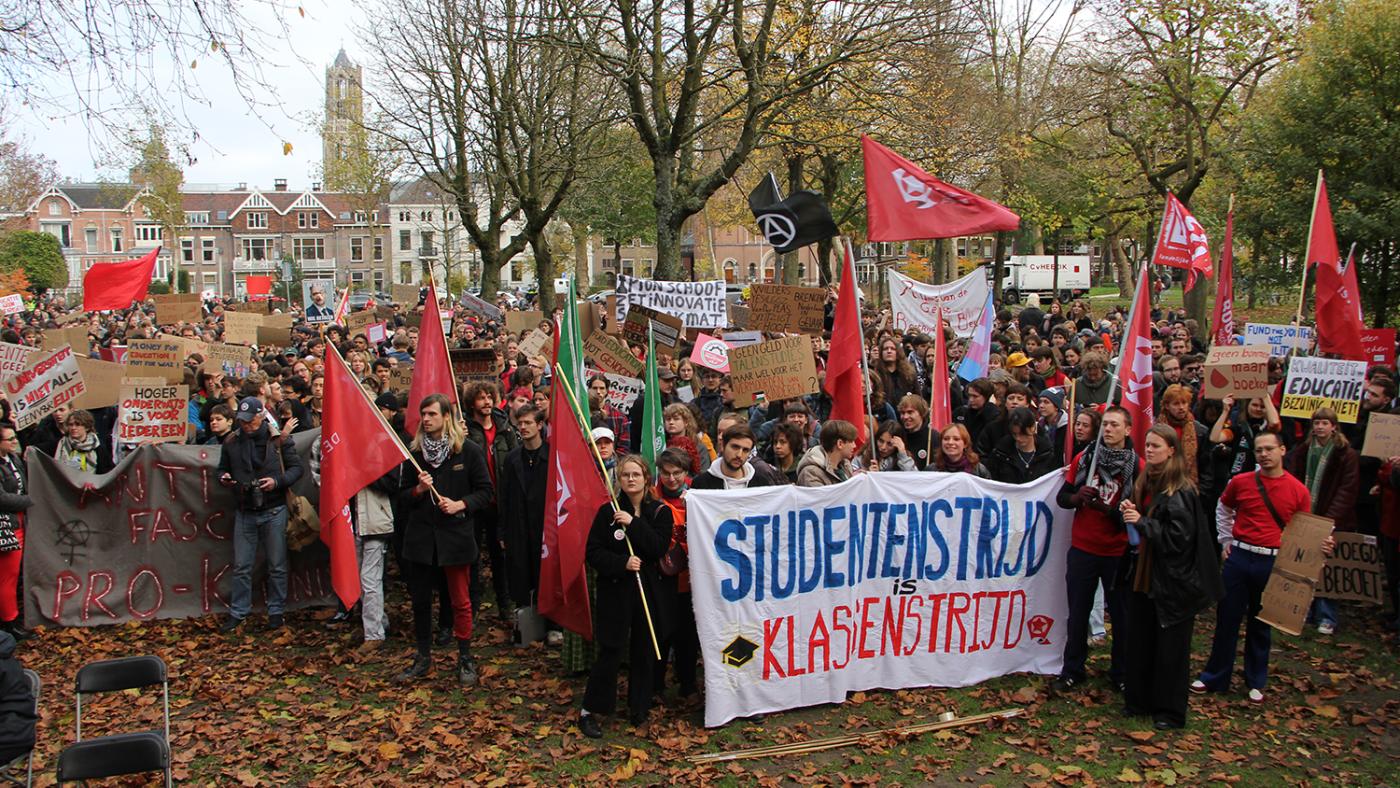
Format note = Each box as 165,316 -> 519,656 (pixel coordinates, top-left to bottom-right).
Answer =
20,590 -> 1400,786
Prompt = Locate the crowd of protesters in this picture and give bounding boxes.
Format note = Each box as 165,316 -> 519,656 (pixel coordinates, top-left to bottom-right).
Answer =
1,281 -> 1398,738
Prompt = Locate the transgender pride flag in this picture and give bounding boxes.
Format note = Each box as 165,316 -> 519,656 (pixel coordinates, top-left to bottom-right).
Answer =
956,293 -> 995,382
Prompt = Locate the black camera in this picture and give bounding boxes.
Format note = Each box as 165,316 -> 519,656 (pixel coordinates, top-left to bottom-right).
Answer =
240,482 -> 266,510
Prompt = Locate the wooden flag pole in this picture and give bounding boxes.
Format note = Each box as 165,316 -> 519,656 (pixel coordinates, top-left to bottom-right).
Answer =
1292,170 -> 1324,355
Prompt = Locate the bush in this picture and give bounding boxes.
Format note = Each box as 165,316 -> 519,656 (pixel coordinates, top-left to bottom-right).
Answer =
0,231 -> 68,290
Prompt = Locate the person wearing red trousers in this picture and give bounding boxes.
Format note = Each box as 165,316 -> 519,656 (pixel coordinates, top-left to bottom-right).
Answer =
0,426 -> 30,641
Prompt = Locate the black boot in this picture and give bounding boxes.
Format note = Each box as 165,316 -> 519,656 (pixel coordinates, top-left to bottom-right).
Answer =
579,712 -> 603,739
395,652 -> 432,683
457,655 -> 479,687
2,621 -> 32,642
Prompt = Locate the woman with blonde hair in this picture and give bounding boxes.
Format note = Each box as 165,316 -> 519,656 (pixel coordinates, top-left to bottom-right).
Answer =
1119,424 -> 1222,729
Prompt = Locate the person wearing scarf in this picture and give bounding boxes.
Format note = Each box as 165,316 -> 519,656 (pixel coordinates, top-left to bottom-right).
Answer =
930,423 -> 990,477
653,449 -> 700,701
54,410 -> 111,474
0,426 -> 32,641
1283,407 -> 1360,636
1157,384 -> 1215,502
1053,405 -> 1142,696
397,394 -> 494,687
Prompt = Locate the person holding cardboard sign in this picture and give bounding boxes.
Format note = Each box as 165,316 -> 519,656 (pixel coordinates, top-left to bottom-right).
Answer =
1282,408 -> 1360,636
1119,425 -> 1223,730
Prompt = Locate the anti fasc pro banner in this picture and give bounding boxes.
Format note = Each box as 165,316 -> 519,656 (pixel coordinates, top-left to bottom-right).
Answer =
686,470 -> 1071,727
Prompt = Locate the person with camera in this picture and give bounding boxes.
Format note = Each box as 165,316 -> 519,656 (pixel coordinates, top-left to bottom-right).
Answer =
217,397 -> 304,633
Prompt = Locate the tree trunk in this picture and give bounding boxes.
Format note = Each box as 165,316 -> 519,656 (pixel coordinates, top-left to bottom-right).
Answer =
479,248 -> 501,301
1183,276 -> 1208,324
613,240 -> 622,285
816,237 -> 834,286
572,225 -> 591,288
780,153 -> 805,285
992,232 -> 1008,305
1109,235 -> 1134,298
531,233 -> 555,313
932,239 -> 946,284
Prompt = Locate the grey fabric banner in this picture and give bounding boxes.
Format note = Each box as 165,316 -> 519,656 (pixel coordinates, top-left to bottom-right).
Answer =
23,431 -> 335,627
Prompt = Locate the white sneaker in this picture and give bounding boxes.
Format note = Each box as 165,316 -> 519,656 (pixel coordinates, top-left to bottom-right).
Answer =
1248,688 -> 1264,703
1189,680 -> 1207,694
1317,621 -> 1335,636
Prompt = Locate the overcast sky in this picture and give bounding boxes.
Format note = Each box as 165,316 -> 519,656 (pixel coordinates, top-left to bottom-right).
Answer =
11,0 -> 361,191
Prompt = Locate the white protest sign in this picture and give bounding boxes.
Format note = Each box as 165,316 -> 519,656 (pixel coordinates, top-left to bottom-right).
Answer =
1280,356 -> 1367,423
1245,323 -> 1315,357
586,369 -> 643,413
117,383 -> 190,445
723,330 -> 764,348
614,275 -> 727,329
6,346 -> 86,430
0,342 -> 35,383
0,294 -> 24,315
887,268 -> 991,338
686,470 -> 1071,727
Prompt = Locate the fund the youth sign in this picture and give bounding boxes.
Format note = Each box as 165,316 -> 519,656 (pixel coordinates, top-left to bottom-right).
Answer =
686,471 -> 1071,726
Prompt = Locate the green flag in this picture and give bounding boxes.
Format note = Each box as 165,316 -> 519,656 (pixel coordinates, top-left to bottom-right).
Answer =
557,275 -> 589,427
640,324 -> 664,465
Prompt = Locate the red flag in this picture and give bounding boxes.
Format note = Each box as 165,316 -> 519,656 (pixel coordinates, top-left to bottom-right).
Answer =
1211,205 -> 1236,346
824,240 -> 868,448
1308,173 -> 1365,360
1305,171 -> 1340,269
82,247 -> 160,311
862,136 -> 1019,241
929,306 -> 951,430
1149,194 -> 1212,291
320,347 -> 411,608
404,278 -> 458,436
246,275 -> 272,301
538,332 -> 608,638
1116,264 -> 1156,454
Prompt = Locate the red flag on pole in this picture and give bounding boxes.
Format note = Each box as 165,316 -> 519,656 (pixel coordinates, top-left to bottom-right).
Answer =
320,347 -> 411,608
1308,173 -> 1365,359
538,332 -> 608,638
1117,264 -> 1156,454
929,306 -> 951,430
1305,172 -> 1340,269
1211,204 -> 1236,346
404,277 -> 459,436
82,247 -> 161,311
1149,194 -> 1213,291
862,136 -> 1020,241
824,240 -> 869,448
246,275 -> 272,301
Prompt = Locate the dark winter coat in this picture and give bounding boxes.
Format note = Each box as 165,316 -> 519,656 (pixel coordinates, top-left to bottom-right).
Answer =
0,631 -> 35,757
985,434 -> 1061,485
215,424 -> 304,512
0,455 -> 30,545
586,496 -> 674,649
1283,440 -> 1361,531
1132,487 -> 1224,628
401,440 -> 494,567
498,441 -> 549,603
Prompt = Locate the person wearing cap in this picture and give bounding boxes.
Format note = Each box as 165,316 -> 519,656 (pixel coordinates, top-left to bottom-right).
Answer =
591,427 -> 618,485
1004,351 -> 1044,396
216,396 -> 305,633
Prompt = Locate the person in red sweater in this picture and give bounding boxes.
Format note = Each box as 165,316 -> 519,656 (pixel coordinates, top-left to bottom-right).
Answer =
1053,406 -> 1143,694
1193,430 -> 1331,703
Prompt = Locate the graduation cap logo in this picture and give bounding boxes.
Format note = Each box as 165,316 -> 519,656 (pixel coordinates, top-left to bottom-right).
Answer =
748,173 -> 838,255
721,636 -> 759,668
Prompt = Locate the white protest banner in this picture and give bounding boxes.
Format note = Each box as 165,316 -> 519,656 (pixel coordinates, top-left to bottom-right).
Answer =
1244,323 -> 1314,357
587,369 -> 643,413
117,383 -> 190,445
887,268 -> 990,338
686,470 -> 1071,727
0,294 -> 24,315
6,346 -> 86,430
1280,356 -> 1366,423
366,322 -> 388,346
614,275 -> 727,329
690,333 -> 731,373
0,342 -> 35,383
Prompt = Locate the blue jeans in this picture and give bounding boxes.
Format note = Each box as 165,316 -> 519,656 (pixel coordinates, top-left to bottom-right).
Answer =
1307,598 -> 1338,629
1199,549 -> 1273,691
229,505 -> 289,620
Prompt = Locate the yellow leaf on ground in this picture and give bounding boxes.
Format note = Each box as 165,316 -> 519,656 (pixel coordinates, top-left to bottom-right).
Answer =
379,742 -> 403,760
1116,767 -> 1143,783
326,739 -> 353,753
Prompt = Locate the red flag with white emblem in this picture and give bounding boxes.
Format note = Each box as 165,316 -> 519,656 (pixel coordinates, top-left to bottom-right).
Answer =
1150,194 -> 1213,291
1116,264 -> 1156,454
862,136 -> 1020,241
1211,204 -> 1235,346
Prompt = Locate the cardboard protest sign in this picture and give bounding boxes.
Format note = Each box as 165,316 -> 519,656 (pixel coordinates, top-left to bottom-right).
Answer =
1320,533 -> 1383,605
302,279 -> 336,324
622,305 -> 684,349
124,339 -> 185,383
392,283 -> 420,306
601,295 -> 620,335
151,294 -> 202,325
388,364 -> 414,397
1257,512 -> 1334,635
583,330 -> 643,377
43,325 -> 90,355
450,348 -> 500,385
506,311 -> 545,336
1203,345 -> 1272,399
375,304 -> 396,322
518,329 -> 550,361
690,333 -> 732,374
1244,323 -> 1314,357
256,325 -> 293,347
263,312 -> 296,329
0,294 -> 25,315
459,290 -> 504,321
727,302 -> 750,330
202,343 -> 253,378
728,335 -> 819,407
748,284 -> 826,334
1280,356 -> 1367,423
0,342 -> 34,383
1361,412 -> 1400,459
346,309 -> 377,335
117,383 -> 190,445
6,346 -> 86,430
615,275 -> 727,329
1360,328 -> 1396,367
69,357 -> 127,410
223,311 -> 262,345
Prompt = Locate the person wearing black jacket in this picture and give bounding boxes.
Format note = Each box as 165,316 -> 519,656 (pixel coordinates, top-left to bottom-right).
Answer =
0,427 -> 31,641
463,381 -> 519,621
216,397 -> 304,633
397,394 -> 494,687
986,408 -> 1061,484
1120,425 -> 1223,729
690,423 -> 788,490
578,454 -> 673,738
953,378 -> 1001,456
0,631 -> 35,765
498,404 -> 549,615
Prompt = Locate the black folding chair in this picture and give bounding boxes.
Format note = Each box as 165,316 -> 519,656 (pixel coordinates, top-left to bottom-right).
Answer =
56,656 -> 170,786
0,669 -> 38,787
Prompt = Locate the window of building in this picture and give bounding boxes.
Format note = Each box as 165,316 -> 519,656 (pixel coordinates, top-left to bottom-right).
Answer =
373,271 -> 384,290
40,222 -> 70,247
185,212 -> 210,225
748,263 -> 756,281
419,231 -> 434,252
398,211 -> 410,222
293,237 -> 325,260
202,238 -> 215,262
350,236 -> 365,261
111,227 -> 123,252
419,210 -> 430,222
350,271 -> 365,284
247,211 -> 268,229
202,272 -> 218,290
642,258 -> 654,276
48,200 -> 61,216
241,238 -> 273,260
353,211 -> 368,223
135,225 -> 162,242
84,227 -> 98,250
373,237 -> 384,261
621,258 -> 635,276
510,261 -> 522,281
181,239 -> 194,263
398,230 -> 411,251
297,211 -> 319,228
446,210 -> 455,222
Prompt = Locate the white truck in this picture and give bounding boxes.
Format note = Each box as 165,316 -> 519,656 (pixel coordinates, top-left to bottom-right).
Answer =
998,255 -> 1092,304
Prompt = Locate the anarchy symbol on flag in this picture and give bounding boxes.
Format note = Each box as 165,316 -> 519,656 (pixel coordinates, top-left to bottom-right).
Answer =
755,211 -> 797,249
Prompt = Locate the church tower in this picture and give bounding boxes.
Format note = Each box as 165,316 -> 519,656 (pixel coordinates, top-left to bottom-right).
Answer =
322,48 -> 364,191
